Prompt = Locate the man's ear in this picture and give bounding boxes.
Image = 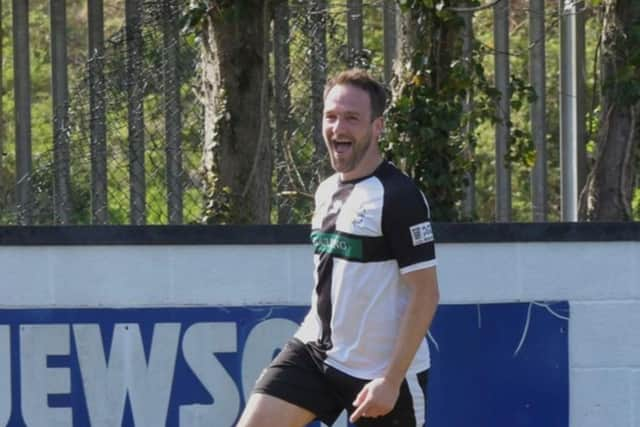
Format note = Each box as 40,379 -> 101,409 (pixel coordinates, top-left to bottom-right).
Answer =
373,116 -> 384,139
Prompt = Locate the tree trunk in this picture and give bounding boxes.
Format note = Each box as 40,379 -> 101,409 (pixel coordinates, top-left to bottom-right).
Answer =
390,2 -> 467,221
201,0 -> 272,224
579,0 -> 640,221
397,4 -> 461,92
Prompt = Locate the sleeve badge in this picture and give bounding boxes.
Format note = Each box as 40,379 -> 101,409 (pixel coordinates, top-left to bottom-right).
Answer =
409,222 -> 434,246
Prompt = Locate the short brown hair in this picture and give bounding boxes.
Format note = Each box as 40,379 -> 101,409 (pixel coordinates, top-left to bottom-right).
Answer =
324,69 -> 387,120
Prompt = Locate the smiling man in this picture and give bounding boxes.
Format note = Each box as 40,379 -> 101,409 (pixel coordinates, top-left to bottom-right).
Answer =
237,69 -> 440,427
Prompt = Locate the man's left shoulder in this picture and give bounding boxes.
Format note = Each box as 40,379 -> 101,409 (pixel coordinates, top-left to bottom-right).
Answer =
378,163 -> 433,227
380,167 -> 426,205
377,162 -> 419,192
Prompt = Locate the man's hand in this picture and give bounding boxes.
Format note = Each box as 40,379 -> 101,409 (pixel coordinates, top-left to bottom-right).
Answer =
349,377 -> 400,423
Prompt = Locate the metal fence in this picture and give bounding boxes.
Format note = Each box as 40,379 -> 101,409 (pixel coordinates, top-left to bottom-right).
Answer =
1,0 -> 393,225
0,0 -> 582,225
4,0 -> 205,225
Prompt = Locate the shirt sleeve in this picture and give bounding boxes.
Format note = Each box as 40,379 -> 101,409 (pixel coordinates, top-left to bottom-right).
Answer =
382,183 -> 436,274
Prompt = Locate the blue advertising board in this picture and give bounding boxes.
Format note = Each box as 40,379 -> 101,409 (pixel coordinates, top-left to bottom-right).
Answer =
427,302 -> 569,427
0,302 -> 568,426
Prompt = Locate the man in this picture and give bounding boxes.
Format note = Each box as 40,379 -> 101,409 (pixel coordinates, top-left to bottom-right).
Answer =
237,69 -> 439,427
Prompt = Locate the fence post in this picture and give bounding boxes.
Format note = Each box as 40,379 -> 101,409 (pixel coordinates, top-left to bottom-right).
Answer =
273,0 -> 293,223
12,0 -> 32,225
461,8 -> 475,220
382,0 -> 398,84
308,0 -> 328,180
51,0 -> 71,224
163,0 -> 182,225
88,0 -> 108,224
494,0 -> 511,222
530,0 -> 547,221
346,0 -> 363,66
125,0 -> 146,225
559,0 -> 585,221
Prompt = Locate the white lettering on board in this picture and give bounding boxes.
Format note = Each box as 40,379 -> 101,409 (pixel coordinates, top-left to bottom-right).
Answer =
1,317 -> 305,426
180,322 -> 239,426
73,323 -> 180,427
241,318 -> 299,402
20,324 -> 72,427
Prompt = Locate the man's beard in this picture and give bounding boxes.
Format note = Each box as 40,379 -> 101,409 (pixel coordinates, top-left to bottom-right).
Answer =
329,128 -> 373,174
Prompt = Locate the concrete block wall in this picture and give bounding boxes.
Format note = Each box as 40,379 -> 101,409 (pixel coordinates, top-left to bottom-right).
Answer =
0,223 -> 638,427
436,241 -> 639,427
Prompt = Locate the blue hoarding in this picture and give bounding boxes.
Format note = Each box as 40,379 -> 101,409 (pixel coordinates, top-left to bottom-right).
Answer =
0,302 -> 568,426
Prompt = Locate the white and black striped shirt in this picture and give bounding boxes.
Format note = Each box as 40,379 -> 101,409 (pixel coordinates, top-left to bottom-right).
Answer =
295,161 -> 437,379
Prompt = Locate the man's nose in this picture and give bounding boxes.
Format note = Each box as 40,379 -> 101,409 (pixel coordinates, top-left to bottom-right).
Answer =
332,117 -> 346,133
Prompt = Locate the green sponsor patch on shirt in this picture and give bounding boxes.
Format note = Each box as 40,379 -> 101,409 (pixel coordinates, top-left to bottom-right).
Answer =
311,231 -> 363,260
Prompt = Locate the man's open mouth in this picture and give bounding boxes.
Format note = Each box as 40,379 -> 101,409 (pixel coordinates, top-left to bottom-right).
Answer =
333,140 -> 353,154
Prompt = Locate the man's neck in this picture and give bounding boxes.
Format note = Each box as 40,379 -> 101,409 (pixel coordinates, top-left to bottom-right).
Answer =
339,155 -> 384,182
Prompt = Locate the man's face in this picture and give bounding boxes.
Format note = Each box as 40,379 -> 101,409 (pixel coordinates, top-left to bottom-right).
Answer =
322,84 -> 382,179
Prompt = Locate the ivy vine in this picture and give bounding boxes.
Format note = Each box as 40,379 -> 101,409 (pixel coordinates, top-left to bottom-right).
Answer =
384,0 -> 537,221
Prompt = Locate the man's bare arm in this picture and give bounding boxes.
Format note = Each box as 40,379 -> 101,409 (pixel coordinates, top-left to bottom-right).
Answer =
350,267 -> 439,422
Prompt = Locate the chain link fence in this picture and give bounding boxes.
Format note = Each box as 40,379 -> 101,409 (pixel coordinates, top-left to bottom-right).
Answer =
272,1 -> 387,224
10,0 -> 205,224
0,1 -> 390,225
3,1 -> 623,224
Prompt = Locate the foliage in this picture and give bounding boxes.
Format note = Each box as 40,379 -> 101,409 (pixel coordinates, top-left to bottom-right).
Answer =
1,0 -> 204,224
470,0 -> 605,222
1,0 -> 635,224
385,0 -> 537,221
267,1 -> 389,224
633,187 -> 640,219
580,0 -> 640,220
384,1 -> 467,221
599,0 -> 640,108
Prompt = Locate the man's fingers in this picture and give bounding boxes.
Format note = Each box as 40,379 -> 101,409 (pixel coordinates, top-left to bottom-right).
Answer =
350,387 -> 372,423
349,402 -> 369,423
352,386 -> 368,407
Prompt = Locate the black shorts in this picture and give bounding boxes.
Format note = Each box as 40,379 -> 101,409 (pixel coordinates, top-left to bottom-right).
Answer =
252,338 -> 429,426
